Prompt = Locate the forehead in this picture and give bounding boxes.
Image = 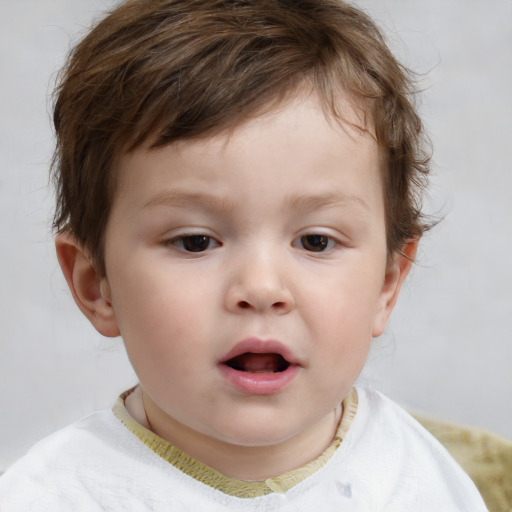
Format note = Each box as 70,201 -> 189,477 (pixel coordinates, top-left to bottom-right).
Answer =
141,83 -> 376,155
113,92 -> 382,215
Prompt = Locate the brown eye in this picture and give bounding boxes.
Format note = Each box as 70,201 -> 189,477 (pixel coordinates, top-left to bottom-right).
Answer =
300,234 -> 330,252
180,235 -> 213,252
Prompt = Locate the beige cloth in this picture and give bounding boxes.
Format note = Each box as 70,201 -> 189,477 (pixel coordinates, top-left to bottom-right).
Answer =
414,415 -> 512,512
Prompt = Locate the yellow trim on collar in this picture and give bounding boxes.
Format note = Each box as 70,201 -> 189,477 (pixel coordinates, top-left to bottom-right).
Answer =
113,387 -> 358,498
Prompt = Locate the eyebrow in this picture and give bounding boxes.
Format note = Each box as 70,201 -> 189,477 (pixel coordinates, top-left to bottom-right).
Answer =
143,190 -> 371,217
284,192 -> 371,215
143,191 -> 238,213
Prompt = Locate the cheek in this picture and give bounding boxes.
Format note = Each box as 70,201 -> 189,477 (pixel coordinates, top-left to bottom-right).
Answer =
111,255 -> 206,324
108,269 -> 206,365
300,270 -> 384,376
305,271 -> 383,332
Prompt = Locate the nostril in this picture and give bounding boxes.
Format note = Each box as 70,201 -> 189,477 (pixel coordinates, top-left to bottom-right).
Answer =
232,297 -> 293,313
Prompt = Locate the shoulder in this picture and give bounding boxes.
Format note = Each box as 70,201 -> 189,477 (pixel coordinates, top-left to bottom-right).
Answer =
0,409 -> 166,511
352,386 -> 445,445
330,386 -> 488,511
351,386 -> 472,471
1,409 -> 128,472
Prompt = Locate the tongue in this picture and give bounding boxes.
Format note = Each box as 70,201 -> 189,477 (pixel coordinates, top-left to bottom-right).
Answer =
228,353 -> 287,373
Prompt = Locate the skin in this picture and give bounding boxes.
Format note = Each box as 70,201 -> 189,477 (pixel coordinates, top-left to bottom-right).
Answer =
56,92 -> 415,481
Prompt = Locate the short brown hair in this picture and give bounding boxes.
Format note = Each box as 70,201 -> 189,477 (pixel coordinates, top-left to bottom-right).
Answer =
52,0 -> 431,275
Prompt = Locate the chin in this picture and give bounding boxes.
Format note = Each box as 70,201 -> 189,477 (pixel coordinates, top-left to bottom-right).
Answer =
221,432 -> 293,449
209,414 -> 303,448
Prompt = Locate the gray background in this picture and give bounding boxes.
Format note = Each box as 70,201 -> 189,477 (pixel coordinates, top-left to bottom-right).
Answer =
1,0 -> 511,471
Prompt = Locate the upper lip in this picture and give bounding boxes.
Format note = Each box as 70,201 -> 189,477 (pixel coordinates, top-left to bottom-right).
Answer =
218,337 -> 302,366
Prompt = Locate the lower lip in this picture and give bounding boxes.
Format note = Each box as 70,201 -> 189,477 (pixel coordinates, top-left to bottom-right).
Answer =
218,364 -> 300,395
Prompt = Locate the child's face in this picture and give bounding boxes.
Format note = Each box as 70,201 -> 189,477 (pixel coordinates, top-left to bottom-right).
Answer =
97,93 -> 405,455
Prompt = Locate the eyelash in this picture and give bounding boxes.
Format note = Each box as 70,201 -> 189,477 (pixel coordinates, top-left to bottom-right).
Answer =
294,234 -> 338,253
165,232 -> 339,254
165,234 -> 220,253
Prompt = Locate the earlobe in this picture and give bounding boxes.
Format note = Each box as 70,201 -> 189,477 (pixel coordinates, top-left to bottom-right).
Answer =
55,233 -> 120,337
372,240 -> 418,338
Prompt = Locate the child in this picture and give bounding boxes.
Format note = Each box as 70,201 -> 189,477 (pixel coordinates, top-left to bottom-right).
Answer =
0,0 -> 488,510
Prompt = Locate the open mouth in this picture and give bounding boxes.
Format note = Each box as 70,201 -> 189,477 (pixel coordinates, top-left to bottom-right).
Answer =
218,340 -> 300,393
224,353 -> 291,373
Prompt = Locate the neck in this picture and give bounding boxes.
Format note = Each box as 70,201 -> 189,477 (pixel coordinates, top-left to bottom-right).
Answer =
126,386 -> 342,481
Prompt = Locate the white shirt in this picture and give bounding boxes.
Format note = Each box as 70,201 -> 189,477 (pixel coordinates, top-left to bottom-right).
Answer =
0,387 -> 488,511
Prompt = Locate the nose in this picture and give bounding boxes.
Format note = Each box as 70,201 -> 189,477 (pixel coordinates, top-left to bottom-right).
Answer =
224,248 -> 295,315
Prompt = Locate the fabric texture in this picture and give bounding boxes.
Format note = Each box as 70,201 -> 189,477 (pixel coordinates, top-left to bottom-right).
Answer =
111,386 -> 358,498
414,414 -> 512,512
0,387 -> 488,511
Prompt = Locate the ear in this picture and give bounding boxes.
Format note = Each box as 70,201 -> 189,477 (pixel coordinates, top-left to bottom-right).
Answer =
372,239 -> 418,337
55,233 -> 120,337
